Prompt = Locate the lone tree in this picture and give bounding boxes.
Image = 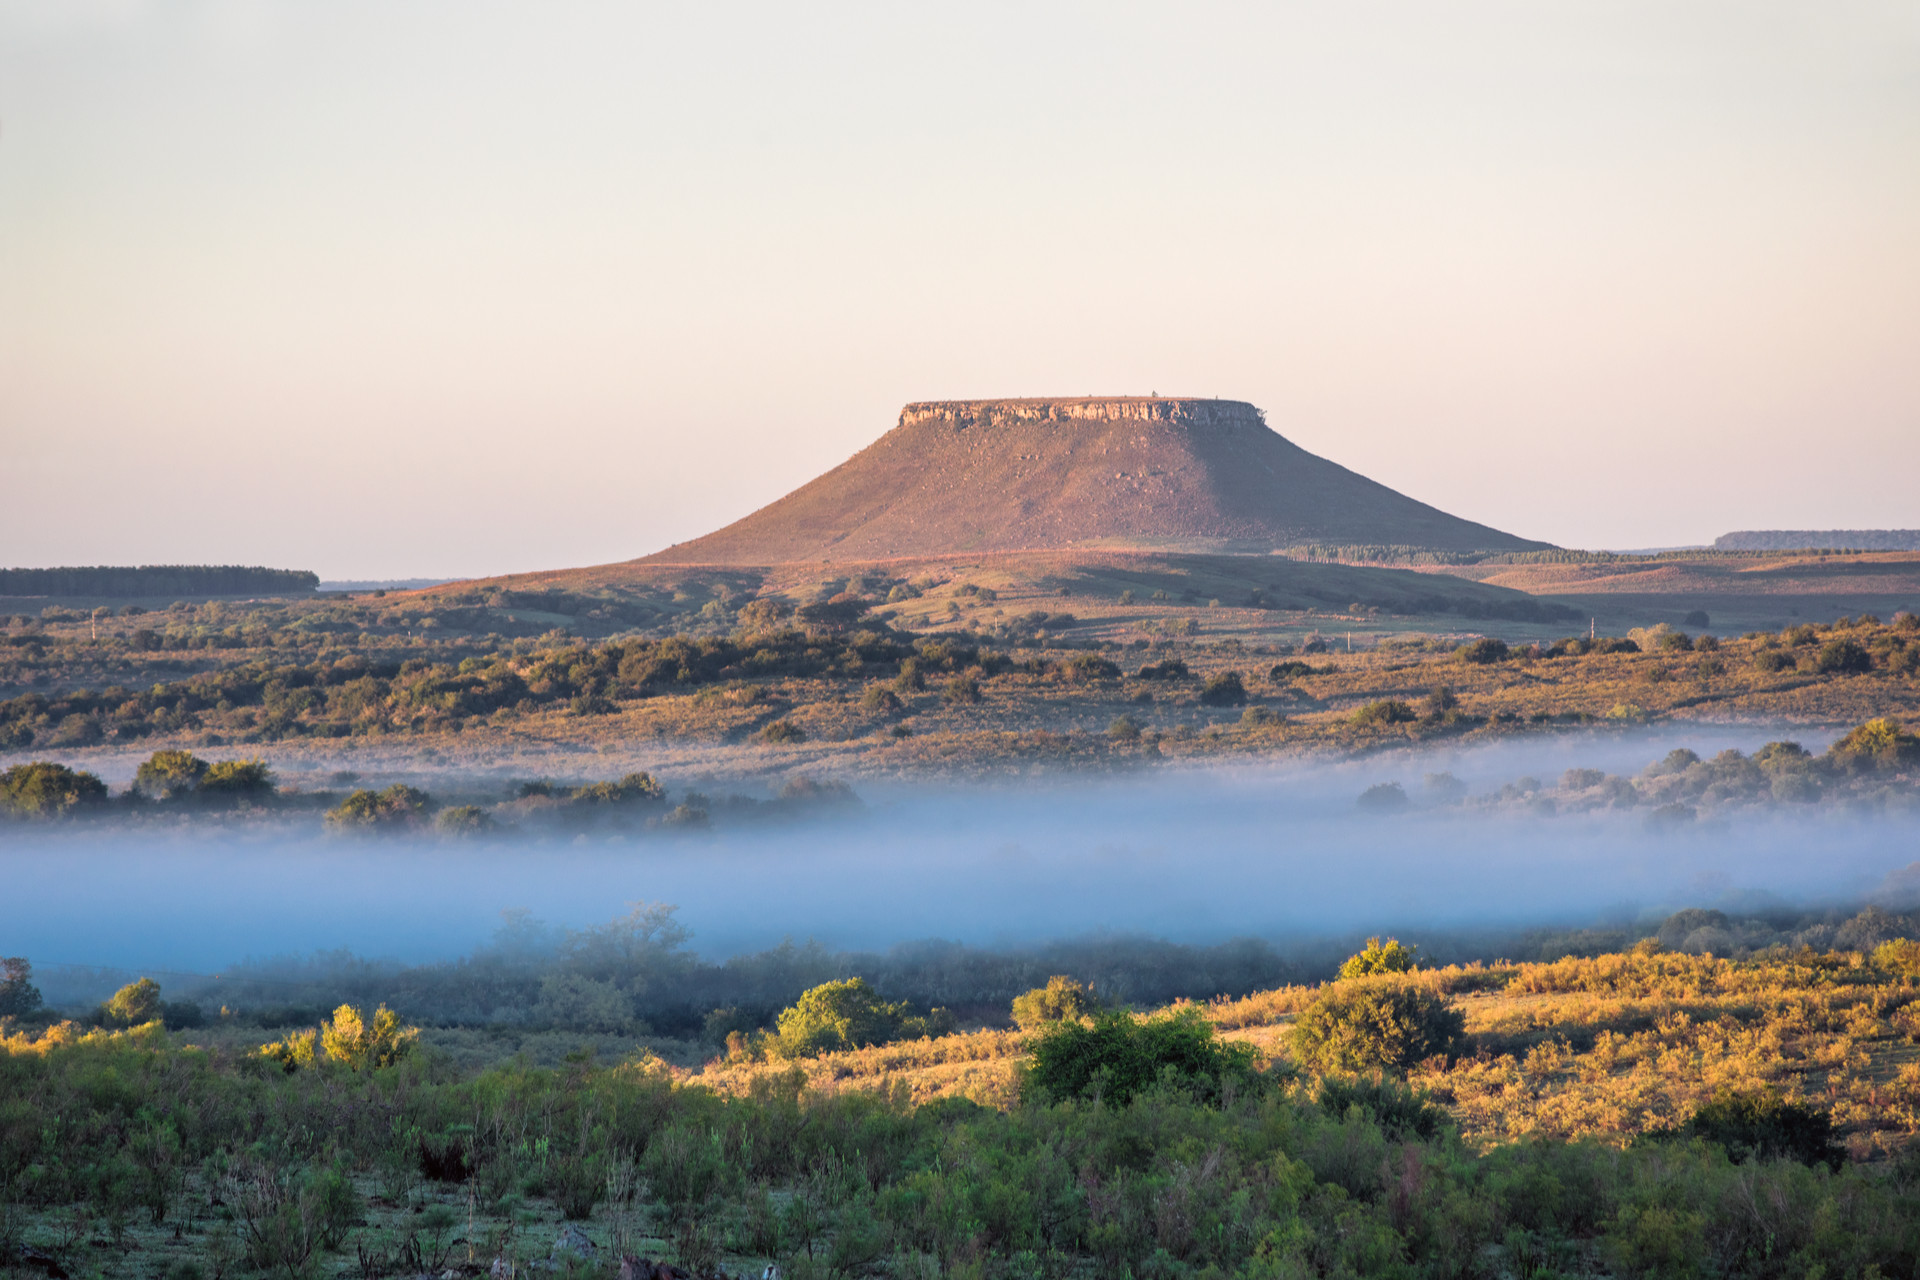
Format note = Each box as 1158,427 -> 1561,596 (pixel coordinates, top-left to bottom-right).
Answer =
1338,936 -> 1419,978
1291,983 -> 1465,1075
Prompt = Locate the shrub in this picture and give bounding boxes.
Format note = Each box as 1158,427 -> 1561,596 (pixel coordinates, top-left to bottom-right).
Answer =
1815,638 -> 1873,674
1350,699 -> 1417,727
1657,631 -> 1694,652
1456,637 -> 1510,664
1199,671 -> 1247,706
758,720 -> 805,744
861,686 -> 904,713
1268,660 -> 1322,680
1106,715 -> 1142,741
1423,685 -> 1458,717
318,1004 -> 418,1071
1646,1089 -> 1844,1170
1023,1008 -> 1260,1107
199,758 -> 276,804
105,977 -> 163,1026
1828,717 -> 1920,772
1136,659 -> 1191,680
0,761 -> 108,818
326,784 -> 432,830
569,773 -> 665,806
1338,936 -> 1418,978
1562,767 -> 1607,790
133,749 -> 209,800
771,978 -> 948,1058
1011,976 -> 1099,1030
1355,783 -> 1410,813
1754,650 -> 1796,673
943,673 -> 982,704
1290,982 -> 1465,1075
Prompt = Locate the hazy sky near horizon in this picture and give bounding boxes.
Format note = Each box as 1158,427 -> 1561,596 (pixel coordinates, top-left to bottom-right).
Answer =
3,1 -> 1916,578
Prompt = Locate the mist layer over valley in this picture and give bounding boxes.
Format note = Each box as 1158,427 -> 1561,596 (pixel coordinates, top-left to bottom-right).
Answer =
9,729 -> 1910,984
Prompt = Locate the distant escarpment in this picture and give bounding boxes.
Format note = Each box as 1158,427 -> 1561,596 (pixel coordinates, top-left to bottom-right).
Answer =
646,397 -> 1546,565
1717,530 -> 1920,552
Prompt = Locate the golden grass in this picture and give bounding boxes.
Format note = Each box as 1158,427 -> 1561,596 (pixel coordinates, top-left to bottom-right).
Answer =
681,950 -> 1920,1159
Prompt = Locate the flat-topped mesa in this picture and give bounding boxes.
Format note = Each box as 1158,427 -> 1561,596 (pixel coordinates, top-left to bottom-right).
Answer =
642,396 -> 1547,565
898,397 -> 1265,431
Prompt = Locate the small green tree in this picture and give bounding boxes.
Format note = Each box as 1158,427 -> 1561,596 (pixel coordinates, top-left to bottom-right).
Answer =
1338,937 -> 1419,977
1011,976 -> 1099,1030
133,749 -> 209,800
105,977 -> 164,1026
435,805 -> 496,836
1291,982 -> 1464,1075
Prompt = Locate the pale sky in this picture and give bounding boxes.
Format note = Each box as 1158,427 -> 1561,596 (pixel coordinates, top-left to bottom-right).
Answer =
3,1 -> 1916,578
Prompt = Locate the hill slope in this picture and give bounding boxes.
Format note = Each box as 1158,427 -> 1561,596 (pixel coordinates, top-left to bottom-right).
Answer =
646,398 -> 1547,564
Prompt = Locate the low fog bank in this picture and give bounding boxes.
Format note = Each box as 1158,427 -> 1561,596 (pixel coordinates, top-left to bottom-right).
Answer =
4,728 -> 1911,980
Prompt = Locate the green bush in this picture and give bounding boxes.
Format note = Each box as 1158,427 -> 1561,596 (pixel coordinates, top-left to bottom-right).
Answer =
1754,649 -> 1796,673
759,719 -> 805,744
1291,981 -> 1465,1075
1337,936 -> 1418,978
1023,1008 -> 1260,1107
1815,638 -> 1873,674
0,761 -> 108,818
105,977 -> 163,1026
1198,670 -> 1247,705
1350,699 -> 1417,727
326,784 -> 432,830
1010,976 -> 1099,1030
771,978 -> 949,1058
1456,637 -> 1510,664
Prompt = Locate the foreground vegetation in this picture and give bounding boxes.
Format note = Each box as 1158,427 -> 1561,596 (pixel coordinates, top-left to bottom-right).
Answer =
10,935 -> 1920,1278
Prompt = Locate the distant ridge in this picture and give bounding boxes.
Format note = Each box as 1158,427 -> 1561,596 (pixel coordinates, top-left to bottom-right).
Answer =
1716,530 -> 1920,552
646,397 -> 1547,565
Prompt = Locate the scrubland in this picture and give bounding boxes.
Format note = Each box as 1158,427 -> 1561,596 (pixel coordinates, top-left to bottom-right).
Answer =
3,596 -> 1919,785
10,941 -> 1920,1278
